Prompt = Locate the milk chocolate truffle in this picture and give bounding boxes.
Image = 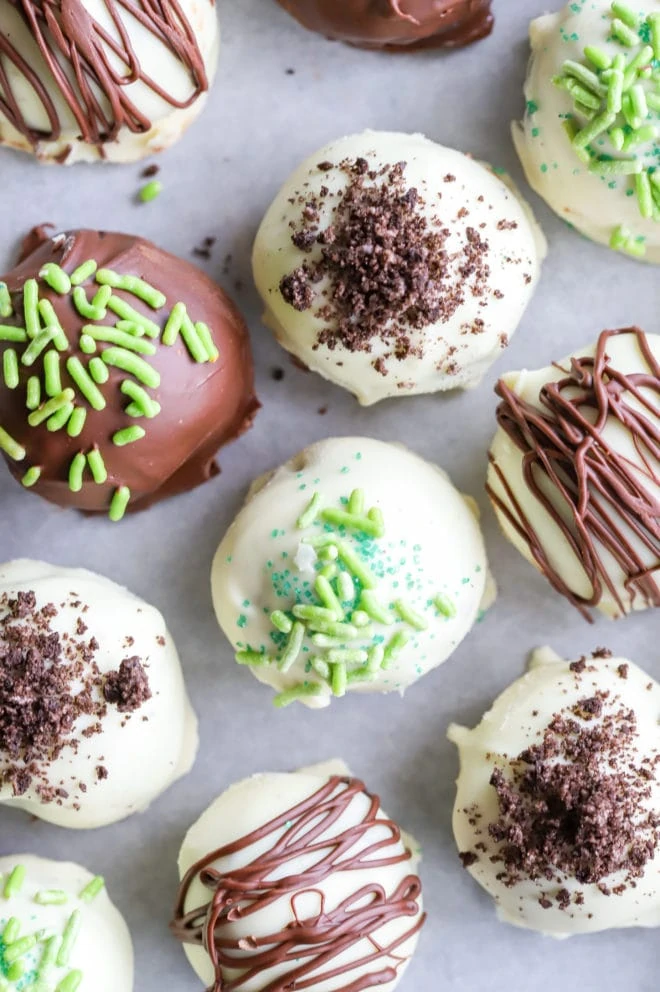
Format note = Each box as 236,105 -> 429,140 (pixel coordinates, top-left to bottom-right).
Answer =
0,0 -> 218,164
448,647 -> 660,936
171,760 -> 425,992
211,437 -> 494,708
253,131 -> 546,405
0,229 -> 258,520
514,0 -> 660,262
275,0 -> 493,49
487,327 -> 659,620
0,854 -> 133,990
0,559 -> 198,829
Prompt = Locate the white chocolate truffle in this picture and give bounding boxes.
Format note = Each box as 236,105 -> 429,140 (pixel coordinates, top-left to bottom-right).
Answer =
0,559 -> 198,829
211,437 -> 494,708
514,1 -> 660,262
172,760 -> 424,992
486,327 -> 660,620
252,131 -> 545,405
0,854 -> 133,990
0,0 -> 219,164
448,647 -> 660,937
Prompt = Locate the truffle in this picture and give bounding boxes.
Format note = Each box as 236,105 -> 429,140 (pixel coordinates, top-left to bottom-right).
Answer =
171,760 -> 425,992
252,131 -> 545,405
211,436 -> 495,708
0,559 -> 198,829
0,229 -> 258,520
448,647 -> 660,936
486,327 -> 660,620
0,0 -> 219,164
275,0 -> 493,50
514,0 -> 660,262
0,854 -> 133,990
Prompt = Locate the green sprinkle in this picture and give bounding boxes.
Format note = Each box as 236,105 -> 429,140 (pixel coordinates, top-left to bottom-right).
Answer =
292,604 -> 339,623
623,123 -> 658,148
589,157 -> 642,175
335,542 -> 376,589
327,649 -> 367,665
321,507 -> 384,538
3,918 -> 20,943
162,302 -> 186,346
394,599 -> 428,631
106,296 -> 160,337
330,662 -> 347,697
43,349 -> 61,396
0,326 -> 26,342
195,322 -> 219,362
348,488 -> 365,514
297,491 -> 322,529
21,465 -> 41,488
112,426 -> 146,446
101,347 -> 160,387
29,389 -> 76,428
273,683 -> 324,708
561,60 -> 606,96
95,270 -> 166,309
649,13 -> 660,59
434,594 -> 457,618
359,590 -> 394,625
0,282 -> 12,318
0,427 -> 25,461
611,2 -> 638,29
573,111 -> 615,148
347,665 -> 378,685
318,544 -> 339,561
636,170 -> 654,217
57,911 -> 81,967
67,407 -> 87,438
72,286 -> 105,321
621,90 -> 641,128
87,447 -> 107,484
3,933 -> 38,963
382,630 -> 410,670
6,962 -> 25,982
114,320 -> 146,337
609,125 -> 625,149
109,486 -> 131,522
3,348 -> 19,388
278,621 -> 305,672
367,645 -> 384,672
584,45 -> 611,70
630,82 -> 649,119
70,259 -> 98,286
3,865 -> 25,898
68,452 -> 87,492
66,357 -> 106,410
337,571 -> 354,602
120,380 -> 159,418
79,876 -> 105,902
352,609 -> 370,627
21,327 -> 57,367
646,91 -> 660,110
23,279 -> 40,338
89,356 -> 109,384
33,934 -> 61,989
83,324 -> 156,355
314,575 -> 344,618
38,262 -> 70,294
37,300 -> 68,350
311,658 -> 330,679
561,119 -> 591,161
79,334 -> 97,354
56,970 -> 83,992
319,563 -> 337,580
611,16 -> 638,45
305,618 -> 358,640
271,610 -> 293,634
35,889 -> 68,905
607,68 -> 624,112
236,650 -> 269,667
26,375 -> 41,410
46,402 -> 73,432
180,313 -> 208,363
139,179 -> 163,203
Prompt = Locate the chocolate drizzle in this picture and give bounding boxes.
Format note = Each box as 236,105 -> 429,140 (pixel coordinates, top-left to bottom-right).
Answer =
488,328 -> 660,619
171,775 -> 425,992
0,0 -> 208,149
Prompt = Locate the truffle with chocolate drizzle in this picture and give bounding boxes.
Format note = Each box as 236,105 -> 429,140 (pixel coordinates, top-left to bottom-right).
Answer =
487,327 -> 660,620
0,0 -> 218,164
171,764 -> 425,991
0,229 -> 258,520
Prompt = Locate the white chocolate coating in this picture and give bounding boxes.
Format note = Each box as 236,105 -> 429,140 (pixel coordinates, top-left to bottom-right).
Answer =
0,559 -> 198,828
514,1 -> 660,262
0,854 -> 133,990
252,131 -> 545,405
0,0 -> 219,164
448,648 -> 660,937
211,437 -> 493,708
177,760 -> 423,992
487,330 -> 660,618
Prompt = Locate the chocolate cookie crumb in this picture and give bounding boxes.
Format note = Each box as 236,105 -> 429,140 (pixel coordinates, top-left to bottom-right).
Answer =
103,657 -> 152,713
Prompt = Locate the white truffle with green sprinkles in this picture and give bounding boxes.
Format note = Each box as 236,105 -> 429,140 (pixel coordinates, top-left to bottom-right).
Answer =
0,855 -> 133,991
211,437 -> 495,708
515,0 -> 660,261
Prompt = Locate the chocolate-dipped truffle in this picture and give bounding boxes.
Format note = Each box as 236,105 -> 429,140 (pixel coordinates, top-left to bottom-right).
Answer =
0,854 -> 133,990
448,647 -> 660,936
276,0 -> 493,50
487,327 -> 659,620
0,229 -> 258,520
171,760 -> 425,992
514,0 -> 660,262
0,0 -> 218,164
0,559 -> 198,829
211,437 -> 495,708
252,131 -> 545,405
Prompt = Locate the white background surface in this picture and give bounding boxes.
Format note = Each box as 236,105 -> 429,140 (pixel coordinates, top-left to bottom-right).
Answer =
0,1 -> 657,990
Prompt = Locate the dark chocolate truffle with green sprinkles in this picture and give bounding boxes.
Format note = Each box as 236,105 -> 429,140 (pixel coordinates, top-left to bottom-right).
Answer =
0,229 -> 259,519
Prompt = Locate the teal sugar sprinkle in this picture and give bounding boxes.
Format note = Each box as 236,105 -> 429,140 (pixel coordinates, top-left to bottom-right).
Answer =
57,911 -> 81,968
109,487 -> 131,522
273,683 -> 324,708
83,324 -> 156,355
101,347 -> 160,388
44,349 -> 62,396
3,865 -> 25,898
0,326 -> 26,343
162,301 -> 186,346
95,269 -> 166,309
112,426 -> 146,446
68,452 -> 86,493
35,890 -> 68,906
270,610 -> 293,634
66,357 -> 107,410
296,491 -> 322,529
394,599 -> 428,631
139,179 -> 163,203
180,313 -> 208,363
0,282 -> 12,318
69,259 -> 97,286
23,278 -> 40,339
87,448 -> 107,484
89,357 -> 109,384
26,375 -> 41,411
72,286 -> 106,322
3,348 -> 19,389
195,322 -> 219,362
106,295 -> 160,337
55,970 -> 83,992
330,662 -> 347,697
67,407 -> 87,438
21,465 -> 41,488
78,876 -> 104,902
46,402 -> 73,432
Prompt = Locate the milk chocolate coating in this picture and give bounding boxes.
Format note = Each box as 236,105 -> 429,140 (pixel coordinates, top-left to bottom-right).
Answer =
0,229 -> 258,515
276,0 -> 494,49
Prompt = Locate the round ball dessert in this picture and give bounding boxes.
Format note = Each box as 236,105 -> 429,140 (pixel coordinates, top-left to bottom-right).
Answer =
171,760 -> 425,992
0,854 -> 133,990
253,131 -> 545,405
275,0 -> 494,50
514,0 -> 660,262
0,0 -> 219,164
448,647 -> 660,936
487,326 -> 660,620
211,436 -> 494,708
0,558 -> 198,829
0,228 -> 258,520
